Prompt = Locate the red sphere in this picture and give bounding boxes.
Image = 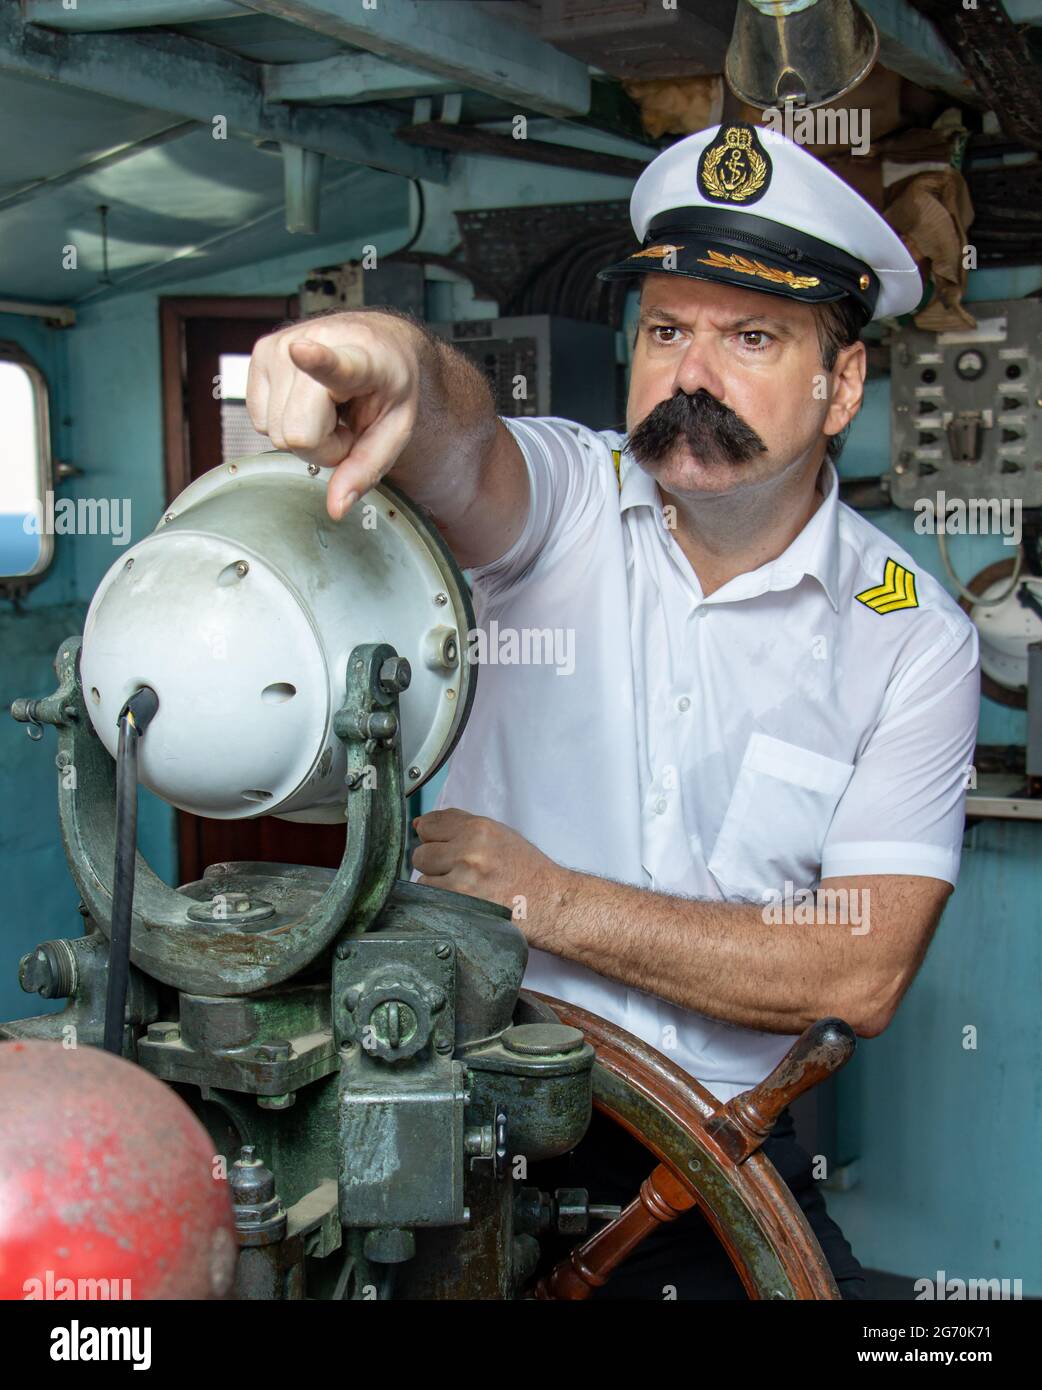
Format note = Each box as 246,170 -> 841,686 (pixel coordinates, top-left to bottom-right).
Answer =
0,1039 -> 237,1300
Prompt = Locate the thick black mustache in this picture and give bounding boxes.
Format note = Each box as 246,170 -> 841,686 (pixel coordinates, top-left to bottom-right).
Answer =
627,389 -> 768,468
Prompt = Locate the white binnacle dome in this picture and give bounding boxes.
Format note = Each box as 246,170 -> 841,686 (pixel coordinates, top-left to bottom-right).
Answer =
80,452 -> 474,822
970,572 -> 1042,696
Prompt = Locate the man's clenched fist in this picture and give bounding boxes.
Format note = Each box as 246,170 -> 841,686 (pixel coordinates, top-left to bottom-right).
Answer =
412,809 -> 571,948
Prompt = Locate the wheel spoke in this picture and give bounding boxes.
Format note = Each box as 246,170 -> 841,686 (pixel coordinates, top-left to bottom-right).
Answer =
533,1163 -> 696,1300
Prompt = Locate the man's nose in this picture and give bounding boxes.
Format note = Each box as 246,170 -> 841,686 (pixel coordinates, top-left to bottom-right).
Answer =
672,336 -> 726,401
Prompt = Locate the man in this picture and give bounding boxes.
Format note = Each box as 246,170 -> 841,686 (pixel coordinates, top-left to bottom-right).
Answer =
247,124 -> 980,1299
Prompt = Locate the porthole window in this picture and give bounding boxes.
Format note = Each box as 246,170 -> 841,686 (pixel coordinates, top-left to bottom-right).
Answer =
0,346 -> 53,584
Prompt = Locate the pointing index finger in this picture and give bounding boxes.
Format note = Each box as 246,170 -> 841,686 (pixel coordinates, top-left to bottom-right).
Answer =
287,338 -> 379,403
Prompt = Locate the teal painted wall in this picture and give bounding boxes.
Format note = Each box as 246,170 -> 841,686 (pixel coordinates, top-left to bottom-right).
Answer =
0,306 -> 180,1024
828,817 -> 1041,1291
1,149 -> 1038,1290
2,311 -> 84,1025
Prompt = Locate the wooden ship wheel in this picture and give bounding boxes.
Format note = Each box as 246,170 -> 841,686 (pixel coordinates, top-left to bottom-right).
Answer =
519,992 -> 855,1300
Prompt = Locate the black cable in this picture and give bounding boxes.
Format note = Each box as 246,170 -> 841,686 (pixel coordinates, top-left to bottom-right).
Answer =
102,686 -> 159,1055
396,179 -> 426,256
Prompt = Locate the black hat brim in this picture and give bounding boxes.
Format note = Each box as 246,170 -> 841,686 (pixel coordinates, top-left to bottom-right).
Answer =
597,241 -> 850,307
597,208 -> 879,320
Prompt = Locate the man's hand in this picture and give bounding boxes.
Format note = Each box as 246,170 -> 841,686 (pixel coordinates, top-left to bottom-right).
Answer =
412,809 -> 570,939
245,310 -> 528,567
246,313 -> 422,521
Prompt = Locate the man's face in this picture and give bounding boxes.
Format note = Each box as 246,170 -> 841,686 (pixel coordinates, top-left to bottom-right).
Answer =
627,273 -> 856,498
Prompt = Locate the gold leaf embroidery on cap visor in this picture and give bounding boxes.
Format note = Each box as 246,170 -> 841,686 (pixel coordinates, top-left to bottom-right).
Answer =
696,249 -> 821,290
628,244 -> 685,259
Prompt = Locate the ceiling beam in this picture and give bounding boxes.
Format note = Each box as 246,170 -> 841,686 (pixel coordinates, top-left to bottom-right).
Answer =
858,0 -> 979,103
236,0 -> 591,118
397,122 -> 648,181
264,53 -> 461,105
24,1 -> 248,30
906,0 -> 1042,148
4,7 -> 448,183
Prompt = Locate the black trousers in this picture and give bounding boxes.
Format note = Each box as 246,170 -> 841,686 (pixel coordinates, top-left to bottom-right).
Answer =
530,1107 -> 867,1300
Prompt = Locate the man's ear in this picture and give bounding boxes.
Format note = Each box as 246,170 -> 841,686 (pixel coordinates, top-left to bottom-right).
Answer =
823,340 -> 867,442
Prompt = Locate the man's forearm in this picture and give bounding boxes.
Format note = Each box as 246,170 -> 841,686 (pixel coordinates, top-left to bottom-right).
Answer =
412,811 -> 947,1040
360,311 -> 525,566
536,868 -> 859,1035
389,320 -> 499,520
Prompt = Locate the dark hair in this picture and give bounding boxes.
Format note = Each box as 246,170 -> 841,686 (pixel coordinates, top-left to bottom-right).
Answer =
634,279 -> 864,462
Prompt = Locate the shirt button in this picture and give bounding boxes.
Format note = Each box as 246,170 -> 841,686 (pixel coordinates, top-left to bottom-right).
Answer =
676,696 -> 691,712
654,798 -> 667,815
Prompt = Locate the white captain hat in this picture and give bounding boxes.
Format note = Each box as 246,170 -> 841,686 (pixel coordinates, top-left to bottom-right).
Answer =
599,122 -> 922,323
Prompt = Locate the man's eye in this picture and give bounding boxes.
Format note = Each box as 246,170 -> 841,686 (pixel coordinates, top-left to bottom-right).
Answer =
739,330 -> 773,350
651,325 -> 679,344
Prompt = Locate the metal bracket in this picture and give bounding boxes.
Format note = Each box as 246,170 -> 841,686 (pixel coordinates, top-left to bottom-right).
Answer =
9,639 -> 408,996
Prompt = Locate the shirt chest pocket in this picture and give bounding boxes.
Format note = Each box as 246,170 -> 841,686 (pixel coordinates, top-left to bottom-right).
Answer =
707,733 -> 855,901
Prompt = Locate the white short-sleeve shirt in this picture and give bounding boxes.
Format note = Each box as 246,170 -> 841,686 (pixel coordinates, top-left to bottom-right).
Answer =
429,417 -> 980,1103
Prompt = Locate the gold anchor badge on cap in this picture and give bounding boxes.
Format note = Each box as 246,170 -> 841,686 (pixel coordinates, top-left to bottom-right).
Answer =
697,124 -> 771,206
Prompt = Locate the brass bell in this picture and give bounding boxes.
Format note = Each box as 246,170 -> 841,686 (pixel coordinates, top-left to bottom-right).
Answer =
725,0 -> 880,111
